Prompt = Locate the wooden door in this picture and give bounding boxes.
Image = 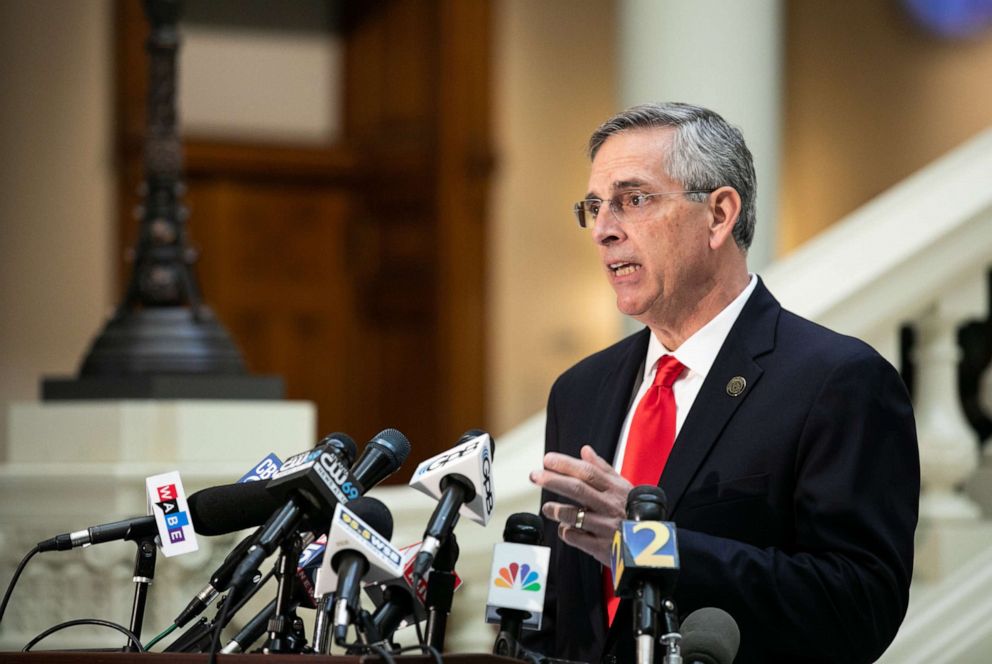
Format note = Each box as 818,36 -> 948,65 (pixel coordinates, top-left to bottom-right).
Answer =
114,0 -> 492,479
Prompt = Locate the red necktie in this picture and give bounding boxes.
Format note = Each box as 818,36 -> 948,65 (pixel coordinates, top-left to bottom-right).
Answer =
605,354 -> 685,625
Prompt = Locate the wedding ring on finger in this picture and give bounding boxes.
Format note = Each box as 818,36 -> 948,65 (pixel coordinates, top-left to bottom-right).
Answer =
574,507 -> 587,531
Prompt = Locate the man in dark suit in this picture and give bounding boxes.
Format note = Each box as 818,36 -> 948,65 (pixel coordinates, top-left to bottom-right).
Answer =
526,103 -> 919,663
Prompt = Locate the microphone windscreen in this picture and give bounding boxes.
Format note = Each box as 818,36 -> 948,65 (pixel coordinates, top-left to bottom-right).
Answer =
346,496 -> 395,540
626,484 -> 668,520
187,482 -> 282,536
351,428 -> 412,490
319,432 -> 358,466
680,607 -> 741,664
370,428 -> 412,466
503,512 -> 544,545
458,428 -> 496,456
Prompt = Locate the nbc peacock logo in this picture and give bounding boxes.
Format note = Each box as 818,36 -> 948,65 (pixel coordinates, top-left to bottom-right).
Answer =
493,562 -> 541,591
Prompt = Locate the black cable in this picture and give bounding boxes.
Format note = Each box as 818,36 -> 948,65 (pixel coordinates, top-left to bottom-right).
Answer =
365,642 -> 398,664
396,643 -> 444,664
0,545 -> 40,626
414,611 -> 427,647
21,618 -> 145,652
207,585 -> 237,664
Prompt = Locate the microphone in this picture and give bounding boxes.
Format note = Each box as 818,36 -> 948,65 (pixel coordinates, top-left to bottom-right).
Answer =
36,480 -> 283,552
173,434 -> 356,626
309,497 -> 402,646
487,513 -> 550,658
228,435 -> 362,591
363,539 -> 468,650
369,583 -> 416,644
410,429 -> 496,578
611,485 -> 680,664
680,608 -> 741,664
350,428 -> 413,491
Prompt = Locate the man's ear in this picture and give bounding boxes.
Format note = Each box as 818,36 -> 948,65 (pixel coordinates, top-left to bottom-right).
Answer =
708,186 -> 742,250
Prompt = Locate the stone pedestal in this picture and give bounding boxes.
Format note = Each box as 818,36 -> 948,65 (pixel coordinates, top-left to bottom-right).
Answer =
0,400 -> 314,651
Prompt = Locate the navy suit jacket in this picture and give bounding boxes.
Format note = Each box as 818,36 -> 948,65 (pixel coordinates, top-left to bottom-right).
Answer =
526,279 -> 919,663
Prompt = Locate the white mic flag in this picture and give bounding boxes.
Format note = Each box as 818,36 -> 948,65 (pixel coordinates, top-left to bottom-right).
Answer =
408,432 -> 495,526
485,541 -> 550,630
314,501 -> 403,598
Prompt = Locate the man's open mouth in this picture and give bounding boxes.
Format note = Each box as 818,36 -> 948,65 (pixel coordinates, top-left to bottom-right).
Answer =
609,262 -> 641,277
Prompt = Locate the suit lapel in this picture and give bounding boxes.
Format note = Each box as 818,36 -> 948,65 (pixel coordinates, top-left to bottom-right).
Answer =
578,328 -> 650,655
661,280 -> 780,515
588,328 -> 651,462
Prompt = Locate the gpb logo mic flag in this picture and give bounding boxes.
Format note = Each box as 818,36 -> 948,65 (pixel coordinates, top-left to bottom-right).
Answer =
314,501 -> 403,597
145,470 -> 199,557
485,541 -> 550,630
610,520 -> 679,597
409,432 -> 495,526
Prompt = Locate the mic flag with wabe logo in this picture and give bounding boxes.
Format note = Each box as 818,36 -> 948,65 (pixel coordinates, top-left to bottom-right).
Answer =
146,470 -> 198,557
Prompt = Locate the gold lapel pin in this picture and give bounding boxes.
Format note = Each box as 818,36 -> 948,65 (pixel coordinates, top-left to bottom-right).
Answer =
726,376 -> 747,397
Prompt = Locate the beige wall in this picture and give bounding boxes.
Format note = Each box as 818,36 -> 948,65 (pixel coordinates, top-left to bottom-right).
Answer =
781,1 -> 992,252
0,0 -> 115,455
488,0 -> 621,435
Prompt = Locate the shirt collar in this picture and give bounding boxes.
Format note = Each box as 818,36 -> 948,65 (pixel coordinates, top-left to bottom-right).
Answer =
645,274 -> 758,380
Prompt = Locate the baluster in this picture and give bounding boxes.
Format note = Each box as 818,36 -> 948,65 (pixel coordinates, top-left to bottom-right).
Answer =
915,272 -> 986,521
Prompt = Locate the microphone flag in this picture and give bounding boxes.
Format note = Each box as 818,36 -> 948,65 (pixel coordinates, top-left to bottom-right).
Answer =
485,541 -> 550,630
610,519 -> 679,597
409,431 -> 495,526
145,470 -> 199,557
314,501 -> 403,597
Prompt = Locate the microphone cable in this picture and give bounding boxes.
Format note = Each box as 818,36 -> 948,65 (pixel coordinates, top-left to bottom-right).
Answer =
21,618 -> 145,652
0,544 -> 40,626
143,622 -> 178,650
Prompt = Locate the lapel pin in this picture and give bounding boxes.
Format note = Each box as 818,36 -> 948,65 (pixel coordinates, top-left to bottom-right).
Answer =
726,376 -> 747,397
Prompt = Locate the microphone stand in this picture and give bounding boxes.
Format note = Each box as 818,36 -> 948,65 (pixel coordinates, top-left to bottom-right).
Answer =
312,593 -> 334,654
126,534 -> 158,650
658,598 -> 682,664
262,534 -> 306,653
164,565 -> 273,652
424,532 -> 459,652
493,607 -> 528,658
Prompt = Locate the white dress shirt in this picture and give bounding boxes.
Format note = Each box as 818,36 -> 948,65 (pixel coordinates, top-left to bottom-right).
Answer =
613,274 -> 758,472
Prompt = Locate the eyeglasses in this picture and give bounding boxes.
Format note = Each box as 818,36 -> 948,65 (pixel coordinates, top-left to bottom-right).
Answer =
572,190 -> 715,228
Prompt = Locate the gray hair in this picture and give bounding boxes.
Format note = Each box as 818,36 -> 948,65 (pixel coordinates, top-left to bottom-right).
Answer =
588,102 -> 756,251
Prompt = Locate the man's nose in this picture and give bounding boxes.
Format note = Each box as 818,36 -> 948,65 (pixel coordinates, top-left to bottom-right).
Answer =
591,208 -> 624,245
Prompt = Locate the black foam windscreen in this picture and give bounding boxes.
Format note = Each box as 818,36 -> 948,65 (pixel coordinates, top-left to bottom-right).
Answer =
187,481 -> 283,536
503,512 -> 544,545
345,495 -> 395,541
626,484 -> 668,520
318,431 -> 358,466
680,607 -> 741,664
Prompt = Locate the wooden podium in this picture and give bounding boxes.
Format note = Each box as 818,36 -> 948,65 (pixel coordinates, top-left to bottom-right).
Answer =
0,654 -> 518,663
